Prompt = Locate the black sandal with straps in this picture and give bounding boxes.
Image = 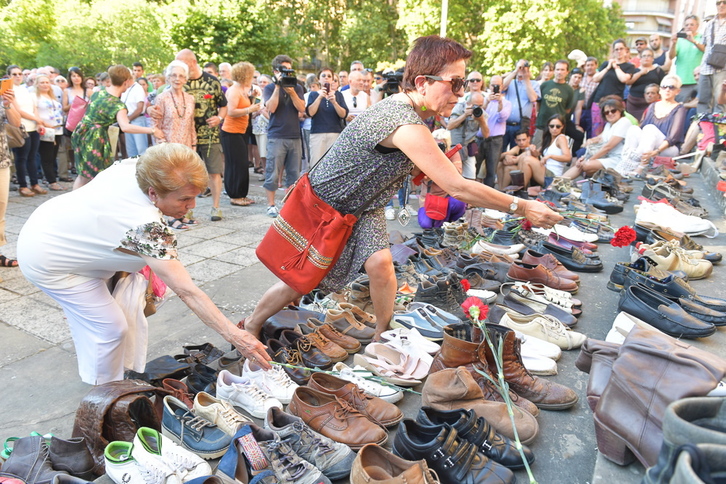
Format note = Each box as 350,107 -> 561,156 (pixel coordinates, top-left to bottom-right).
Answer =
0,255 -> 18,267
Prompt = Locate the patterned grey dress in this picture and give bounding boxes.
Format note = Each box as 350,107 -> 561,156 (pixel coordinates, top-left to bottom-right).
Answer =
309,96 -> 424,292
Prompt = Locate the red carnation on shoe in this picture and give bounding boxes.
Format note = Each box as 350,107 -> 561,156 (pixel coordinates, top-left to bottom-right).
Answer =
462,296 -> 489,322
521,220 -> 533,231
610,225 -> 637,248
203,94 -> 213,99
460,279 -> 471,292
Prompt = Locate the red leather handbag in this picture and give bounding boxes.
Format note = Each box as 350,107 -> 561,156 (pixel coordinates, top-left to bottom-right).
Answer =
256,173 -> 357,294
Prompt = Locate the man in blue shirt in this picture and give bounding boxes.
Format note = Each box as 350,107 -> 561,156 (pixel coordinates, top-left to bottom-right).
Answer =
502,60 -> 540,151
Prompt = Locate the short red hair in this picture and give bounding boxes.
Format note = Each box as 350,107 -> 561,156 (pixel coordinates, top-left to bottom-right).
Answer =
402,35 -> 472,91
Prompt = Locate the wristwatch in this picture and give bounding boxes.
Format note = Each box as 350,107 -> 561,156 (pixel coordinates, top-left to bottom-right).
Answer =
509,196 -> 519,214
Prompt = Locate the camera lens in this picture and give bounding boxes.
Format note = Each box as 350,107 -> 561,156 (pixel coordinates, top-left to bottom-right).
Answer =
472,106 -> 483,118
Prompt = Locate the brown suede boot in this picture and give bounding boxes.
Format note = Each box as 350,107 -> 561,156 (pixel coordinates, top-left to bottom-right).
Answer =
485,323 -> 579,410
575,338 -> 621,411
422,366 -> 539,444
430,322 -> 540,417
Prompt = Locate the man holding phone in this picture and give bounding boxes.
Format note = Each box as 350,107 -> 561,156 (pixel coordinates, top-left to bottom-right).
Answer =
305,68 -> 348,168
669,15 -> 704,103
476,75 -> 511,187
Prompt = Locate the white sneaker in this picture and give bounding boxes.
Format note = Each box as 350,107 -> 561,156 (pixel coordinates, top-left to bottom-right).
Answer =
605,311 -> 659,344
380,327 -> 441,355
193,391 -> 251,437
216,370 -> 283,419
550,223 -> 599,243
635,200 -> 719,238
105,441 -> 180,484
385,206 -> 396,220
332,362 -> 404,403
404,204 -> 418,217
499,312 -> 586,350
521,353 -> 558,376
515,330 -> 562,361
132,427 -> 211,482
266,205 -> 279,218
466,288 -> 498,304
242,359 -> 299,404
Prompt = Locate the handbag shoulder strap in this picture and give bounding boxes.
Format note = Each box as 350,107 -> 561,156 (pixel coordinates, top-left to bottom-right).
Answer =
513,79 -> 524,120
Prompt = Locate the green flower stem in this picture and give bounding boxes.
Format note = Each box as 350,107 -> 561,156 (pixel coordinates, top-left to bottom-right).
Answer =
471,319 -> 538,484
270,361 -> 421,395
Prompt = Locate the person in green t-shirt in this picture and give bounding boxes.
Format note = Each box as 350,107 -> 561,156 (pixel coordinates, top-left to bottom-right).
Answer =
667,15 -> 705,102
533,60 -> 575,147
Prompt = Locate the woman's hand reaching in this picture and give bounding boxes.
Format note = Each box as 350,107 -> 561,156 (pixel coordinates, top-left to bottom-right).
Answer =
523,200 -> 563,229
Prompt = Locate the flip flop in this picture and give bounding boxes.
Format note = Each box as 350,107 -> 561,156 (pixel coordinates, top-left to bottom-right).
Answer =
0,255 -> 18,268
230,197 -> 255,206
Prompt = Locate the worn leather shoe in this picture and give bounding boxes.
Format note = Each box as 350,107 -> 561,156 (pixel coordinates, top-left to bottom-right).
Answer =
538,242 -> 604,273
521,249 -> 579,281
279,329 -> 333,369
608,256 -> 689,292
307,372 -> 403,427
416,407 -> 534,470
617,284 -> 716,339
391,420 -> 515,483
287,387 -> 388,450
506,261 -> 579,293
266,338 -> 312,385
351,443 -> 439,484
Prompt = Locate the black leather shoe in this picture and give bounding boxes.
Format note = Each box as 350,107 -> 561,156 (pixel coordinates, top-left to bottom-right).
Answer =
392,419 -> 515,484
266,338 -> 312,385
462,262 -> 510,283
262,307 -> 325,342
186,363 -> 218,396
538,242 -> 603,273
621,270 -> 726,315
279,330 -> 333,369
608,256 -> 689,292
416,407 -> 534,470
617,285 -> 716,339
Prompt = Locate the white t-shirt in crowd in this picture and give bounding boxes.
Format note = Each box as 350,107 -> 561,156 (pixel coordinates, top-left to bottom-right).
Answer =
121,82 -> 147,125
601,116 -> 631,160
14,85 -> 37,132
342,90 -> 370,118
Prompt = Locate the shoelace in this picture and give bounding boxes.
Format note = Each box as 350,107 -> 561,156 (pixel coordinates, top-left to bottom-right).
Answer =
333,397 -> 362,421
161,448 -> 199,474
232,381 -> 270,404
139,460 -> 174,484
537,314 -> 572,341
289,420 -> 335,456
339,367 -> 386,396
266,440 -> 308,480
279,347 -> 305,366
295,336 -> 314,352
269,365 -> 296,388
180,413 -> 215,433
219,401 -> 249,427
306,330 -> 330,349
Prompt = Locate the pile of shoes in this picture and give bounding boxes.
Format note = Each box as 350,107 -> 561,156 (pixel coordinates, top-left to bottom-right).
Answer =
0,434 -> 94,483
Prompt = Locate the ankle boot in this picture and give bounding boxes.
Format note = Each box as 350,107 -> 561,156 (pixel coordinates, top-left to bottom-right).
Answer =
49,436 -> 94,480
575,339 -> 620,412
0,435 -> 68,483
581,180 -> 624,214
643,397 -> 726,483
593,328 -> 726,468
667,444 -> 726,484
421,366 -> 539,445
430,323 -> 540,417
485,323 -> 579,410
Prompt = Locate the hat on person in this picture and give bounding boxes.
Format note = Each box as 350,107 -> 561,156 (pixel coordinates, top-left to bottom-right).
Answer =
634,37 -> 647,45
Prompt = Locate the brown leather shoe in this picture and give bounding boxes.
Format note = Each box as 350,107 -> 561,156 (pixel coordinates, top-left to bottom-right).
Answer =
307,318 -> 362,354
308,372 -> 403,427
485,324 -> 579,410
521,249 -> 580,282
325,308 -> 376,343
295,323 -> 348,362
162,378 -> 194,409
339,302 -> 376,328
287,386 -> 388,450
506,261 -> 579,293
430,323 -> 540,417
351,443 -> 439,484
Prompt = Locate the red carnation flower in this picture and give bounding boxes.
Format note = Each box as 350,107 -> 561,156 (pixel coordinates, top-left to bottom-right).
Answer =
610,226 -> 637,248
460,279 -> 471,292
462,296 -> 489,322
521,220 -> 533,231
203,94 -> 213,99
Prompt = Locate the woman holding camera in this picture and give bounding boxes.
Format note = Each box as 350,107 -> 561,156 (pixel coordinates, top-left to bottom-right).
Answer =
306,68 -> 348,168
243,35 -> 562,342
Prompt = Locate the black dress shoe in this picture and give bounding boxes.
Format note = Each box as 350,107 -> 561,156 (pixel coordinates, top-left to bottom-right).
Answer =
266,338 -> 312,385
186,363 -> 219,396
416,407 -> 534,470
392,420 -> 515,484
617,285 -> 715,339
538,242 -> 603,273
621,270 -> 726,314
279,330 -> 333,369
262,307 -> 325,341
608,256 -> 689,292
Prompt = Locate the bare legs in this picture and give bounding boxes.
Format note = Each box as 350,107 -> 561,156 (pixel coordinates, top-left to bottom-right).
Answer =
244,281 -> 302,339
73,175 -> 91,190
210,173 -> 222,210
364,248 -> 397,341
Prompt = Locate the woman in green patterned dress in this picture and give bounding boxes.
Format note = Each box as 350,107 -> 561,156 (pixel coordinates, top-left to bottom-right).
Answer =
72,65 -> 162,190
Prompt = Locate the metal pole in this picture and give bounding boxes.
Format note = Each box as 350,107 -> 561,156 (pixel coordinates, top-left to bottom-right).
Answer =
440,0 -> 448,37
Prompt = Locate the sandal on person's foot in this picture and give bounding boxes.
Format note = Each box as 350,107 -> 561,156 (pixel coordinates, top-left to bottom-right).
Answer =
230,197 -> 255,206
0,255 -> 18,268
48,183 -> 64,191
31,184 -> 48,195
180,217 -> 198,225
168,218 -> 189,230
18,187 -> 35,197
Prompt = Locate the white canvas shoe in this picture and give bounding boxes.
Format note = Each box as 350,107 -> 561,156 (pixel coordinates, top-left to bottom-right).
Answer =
193,391 -> 251,437
331,362 -> 404,403
242,359 -> 299,404
132,427 -> 211,482
499,312 -> 586,350
216,370 -> 283,419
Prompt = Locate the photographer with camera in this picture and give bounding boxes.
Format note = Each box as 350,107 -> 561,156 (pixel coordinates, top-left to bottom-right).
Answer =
306,68 -> 349,167
668,15 -> 704,103
502,60 -> 540,151
262,54 -> 306,218
445,77 -> 488,179
476,75 -> 511,187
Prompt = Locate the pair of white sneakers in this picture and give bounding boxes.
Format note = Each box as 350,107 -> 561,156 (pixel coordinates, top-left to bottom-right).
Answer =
104,427 -> 211,484
216,362 -> 298,419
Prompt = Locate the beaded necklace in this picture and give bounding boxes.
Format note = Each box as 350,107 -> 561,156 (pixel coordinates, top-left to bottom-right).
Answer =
170,90 -> 186,119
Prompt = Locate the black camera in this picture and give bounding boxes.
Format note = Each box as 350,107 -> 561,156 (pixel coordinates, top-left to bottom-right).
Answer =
276,67 -> 297,88
523,61 -> 530,68
472,106 -> 483,118
677,31 -> 688,39
493,85 -> 500,94
381,71 -> 403,97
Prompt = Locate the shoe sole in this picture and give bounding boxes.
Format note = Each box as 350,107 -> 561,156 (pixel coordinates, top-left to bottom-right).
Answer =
389,319 -> 443,341
161,426 -> 229,460
606,281 -> 623,292
505,275 -> 579,294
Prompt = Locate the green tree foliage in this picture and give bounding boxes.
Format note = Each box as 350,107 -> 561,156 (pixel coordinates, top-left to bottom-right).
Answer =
0,0 -> 56,68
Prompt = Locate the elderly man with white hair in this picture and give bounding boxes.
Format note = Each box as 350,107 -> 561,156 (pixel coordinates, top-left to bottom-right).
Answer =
342,70 -> 370,121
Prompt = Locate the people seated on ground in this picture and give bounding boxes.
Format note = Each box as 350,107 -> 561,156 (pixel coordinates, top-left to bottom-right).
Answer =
518,114 -> 571,187
497,129 -> 539,188
562,98 -> 630,179
616,74 -> 687,176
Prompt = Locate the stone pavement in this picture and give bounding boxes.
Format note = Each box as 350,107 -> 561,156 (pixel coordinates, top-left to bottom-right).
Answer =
1,167 -> 725,483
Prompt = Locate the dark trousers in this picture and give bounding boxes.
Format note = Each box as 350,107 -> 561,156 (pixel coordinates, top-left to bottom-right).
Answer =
581,108 -> 593,138
221,130 -> 250,199
38,136 -> 61,184
476,135 -> 504,187
13,130 -> 40,188
565,120 -> 584,154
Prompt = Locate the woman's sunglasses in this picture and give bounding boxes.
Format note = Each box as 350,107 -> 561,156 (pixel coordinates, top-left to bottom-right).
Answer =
423,75 -> 469,93
548,123 -> 563,129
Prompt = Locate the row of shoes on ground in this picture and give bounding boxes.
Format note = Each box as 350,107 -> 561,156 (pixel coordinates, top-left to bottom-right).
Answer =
635,199 -> 719,238
635,239 -> 715,280
634,221 -> 722,263
353,340 -> 432,386
0,434 -> 94,483
574,325 -> 726,473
